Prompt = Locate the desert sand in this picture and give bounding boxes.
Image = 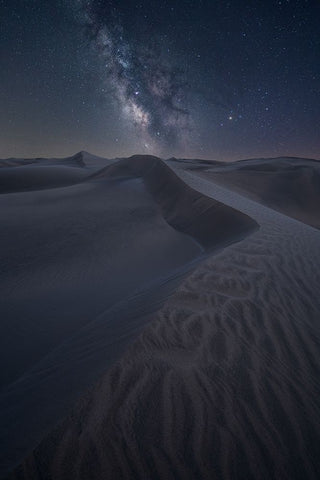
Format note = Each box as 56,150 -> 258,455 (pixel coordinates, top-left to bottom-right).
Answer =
0,154 -> 257,478
171,156 -> 320,230
6,155 -> 320,480
2,154 -> 320,479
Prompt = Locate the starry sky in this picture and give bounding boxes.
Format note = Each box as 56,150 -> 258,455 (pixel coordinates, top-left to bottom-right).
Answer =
1,0 -> 319,160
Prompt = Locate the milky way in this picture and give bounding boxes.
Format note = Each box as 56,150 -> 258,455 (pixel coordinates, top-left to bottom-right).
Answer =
1,0 -> 319,159
75,0 -> 192,152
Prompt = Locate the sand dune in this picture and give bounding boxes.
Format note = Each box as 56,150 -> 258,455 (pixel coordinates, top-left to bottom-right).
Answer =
0,155 -> 256,478
89,155 -> 257,250
0,152 -> 86,194
0,152 -> 114,194
0,152 -> 85,169
0,165 -> 88,194
176,156 -> 320,230
0,159 -> 37,168
5,158 -> 320,480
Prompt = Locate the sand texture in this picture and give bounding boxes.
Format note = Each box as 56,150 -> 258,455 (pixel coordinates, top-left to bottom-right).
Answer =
5,157 -> 320,480
0,155 -> 256,478
176,156 -> 320,230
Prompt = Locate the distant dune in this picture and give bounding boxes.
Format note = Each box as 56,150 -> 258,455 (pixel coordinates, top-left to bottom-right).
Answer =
0,152 -> 109,194
173,156 -> 320,230
0,154 -> 257,478
0,165 -> 89,194
0,152 -> 85,169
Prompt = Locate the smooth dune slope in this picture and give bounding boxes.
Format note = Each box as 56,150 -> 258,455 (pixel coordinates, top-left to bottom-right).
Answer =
0,165 -> 88,194
0,155 -> 256,478
0,152 -> 112,194
0,152 -> 85,169
8,162 -> 320,480
179,156 -> 320,229
90,155 -> 258,249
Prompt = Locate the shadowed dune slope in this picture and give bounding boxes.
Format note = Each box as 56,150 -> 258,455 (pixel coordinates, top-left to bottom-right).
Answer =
0,155 -> 258,478
0,165 -> 88,194
0,152 -> 86,169
0,159 -> 37,168
0,152 -> 89,194
90,155 -> 258,250
0,151 -> 115,194
8,165 -> 320,480
189,156 -> 320,230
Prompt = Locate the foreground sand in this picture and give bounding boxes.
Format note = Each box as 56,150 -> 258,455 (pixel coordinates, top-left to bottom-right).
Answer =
0,154 -> 256,478
6,157 -> 320,479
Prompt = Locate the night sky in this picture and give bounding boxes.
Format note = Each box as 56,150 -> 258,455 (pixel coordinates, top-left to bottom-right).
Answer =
1,0 -> 319,160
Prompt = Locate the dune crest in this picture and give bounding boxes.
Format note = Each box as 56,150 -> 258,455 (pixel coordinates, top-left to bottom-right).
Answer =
174,156 -> 320,230
89,155 -> 258,250
0,154 -> 258,478
7,160 -> 320,480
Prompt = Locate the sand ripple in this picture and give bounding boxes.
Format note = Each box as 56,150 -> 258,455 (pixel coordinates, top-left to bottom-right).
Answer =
8,169 -> 320,480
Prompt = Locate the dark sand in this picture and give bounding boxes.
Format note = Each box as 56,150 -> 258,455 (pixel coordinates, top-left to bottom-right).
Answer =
0,154 -> 256,478
175,156 -> 320,230
4,156 -> 320,480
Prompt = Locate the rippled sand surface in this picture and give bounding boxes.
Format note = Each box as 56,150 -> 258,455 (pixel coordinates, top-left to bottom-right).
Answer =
8,161 -> 320,480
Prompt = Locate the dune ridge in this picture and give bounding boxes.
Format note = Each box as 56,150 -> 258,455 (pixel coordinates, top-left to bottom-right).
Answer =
0,155 -> 258,478
6,162 -> 320,480
175,156 -> 320,230
89,155 -> 258,250
0,152 -> 85,169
